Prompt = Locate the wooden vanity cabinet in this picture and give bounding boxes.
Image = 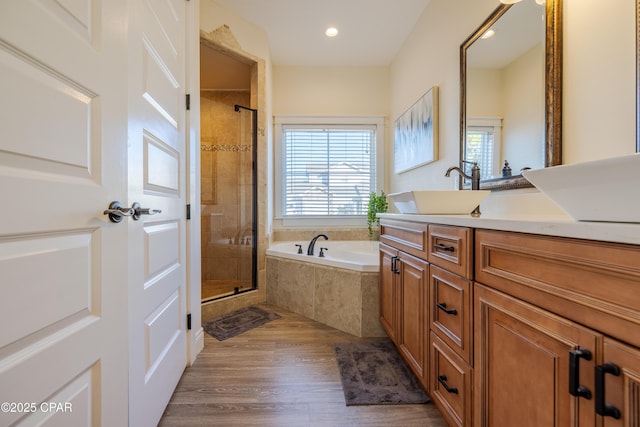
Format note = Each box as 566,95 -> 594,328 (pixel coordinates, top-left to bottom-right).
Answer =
380,220 -> 640,427
379,220 -> 430,389
474,229 -> 640,427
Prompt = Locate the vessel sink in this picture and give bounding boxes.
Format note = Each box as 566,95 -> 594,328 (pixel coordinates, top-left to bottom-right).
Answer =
387,190 -> 491,215
522,153 -> 640,223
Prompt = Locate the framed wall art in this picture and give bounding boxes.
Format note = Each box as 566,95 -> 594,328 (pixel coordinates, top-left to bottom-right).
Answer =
394,86 -> 439,173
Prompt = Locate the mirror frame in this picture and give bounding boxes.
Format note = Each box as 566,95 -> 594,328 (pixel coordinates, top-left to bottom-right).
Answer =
460,0 -> 563,191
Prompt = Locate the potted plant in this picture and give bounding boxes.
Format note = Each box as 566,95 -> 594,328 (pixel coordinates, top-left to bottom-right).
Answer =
367,191 -> 388,239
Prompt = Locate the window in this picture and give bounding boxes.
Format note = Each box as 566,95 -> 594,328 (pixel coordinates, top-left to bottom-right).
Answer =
465,118 -> 502,180
275,116 -> 384,225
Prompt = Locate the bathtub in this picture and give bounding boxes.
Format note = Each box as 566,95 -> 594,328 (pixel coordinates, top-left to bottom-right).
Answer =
266,240 -> 385,337
266,240 -> 379,272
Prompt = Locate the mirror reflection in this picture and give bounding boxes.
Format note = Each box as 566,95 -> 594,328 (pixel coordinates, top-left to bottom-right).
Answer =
461,0 -> 562,190
465,1 -> 545,180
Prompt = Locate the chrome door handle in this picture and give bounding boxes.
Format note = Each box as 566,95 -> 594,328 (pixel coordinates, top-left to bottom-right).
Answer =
131,202 -> 161,220
104,201 -> 135,223
104,201 -> 161,223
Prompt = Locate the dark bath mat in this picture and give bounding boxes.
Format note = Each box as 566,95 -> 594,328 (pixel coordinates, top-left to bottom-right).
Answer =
203,306 -> 280,341
333,340 -> 430,406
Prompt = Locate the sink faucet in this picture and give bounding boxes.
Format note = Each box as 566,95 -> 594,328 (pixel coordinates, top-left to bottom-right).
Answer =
445,161 -> 482,217
445,161 -> 481,190
307,233 -> 328,255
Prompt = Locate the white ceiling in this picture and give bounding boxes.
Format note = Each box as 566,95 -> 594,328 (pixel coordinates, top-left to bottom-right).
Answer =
213,0 -> 432,67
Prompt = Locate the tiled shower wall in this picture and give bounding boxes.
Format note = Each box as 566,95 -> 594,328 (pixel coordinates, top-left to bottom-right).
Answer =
200,90 -> 253,286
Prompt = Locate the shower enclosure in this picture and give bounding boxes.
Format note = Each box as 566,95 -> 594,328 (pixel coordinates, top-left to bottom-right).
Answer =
200,91 -> 257,302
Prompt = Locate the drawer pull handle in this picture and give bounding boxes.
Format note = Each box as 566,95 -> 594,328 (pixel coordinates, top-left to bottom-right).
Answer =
436,302 -> 458,315
595,362 -> 621,419
569,348 -> 592,399
391,256 -> 401,275
434,243 -> 455,252
437,375 -> 458,394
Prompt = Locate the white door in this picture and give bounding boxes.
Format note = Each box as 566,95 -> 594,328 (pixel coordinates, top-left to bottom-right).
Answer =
127,0 -> 188,425
0,2 -> 129,427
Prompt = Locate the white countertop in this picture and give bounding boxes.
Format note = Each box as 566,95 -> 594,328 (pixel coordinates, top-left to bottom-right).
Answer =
378,213 -> 640,245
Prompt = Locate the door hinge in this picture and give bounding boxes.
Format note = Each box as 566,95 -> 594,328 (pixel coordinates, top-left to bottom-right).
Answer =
186,203 -> 191,220
185,93 -> 190,110
187,313 -> 192,330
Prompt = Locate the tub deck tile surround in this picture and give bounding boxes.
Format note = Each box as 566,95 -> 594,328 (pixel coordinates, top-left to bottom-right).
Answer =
266,256 -> 385,337
272,258 -> 316,319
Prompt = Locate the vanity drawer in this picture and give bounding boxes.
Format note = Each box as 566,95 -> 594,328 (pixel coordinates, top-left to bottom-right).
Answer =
380,219 -> 429,259
428,225 -> 473,279
429,332 -> 472,427
475,229 -> 640,347
430,266 -> 472,363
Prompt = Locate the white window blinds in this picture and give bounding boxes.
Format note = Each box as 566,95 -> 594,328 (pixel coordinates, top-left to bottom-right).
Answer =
465,126 -> 495,176
465,118 -> 502,179
282,125 -> 376,216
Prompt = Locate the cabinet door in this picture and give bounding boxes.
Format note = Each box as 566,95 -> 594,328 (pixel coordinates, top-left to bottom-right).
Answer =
397,251 -> 429,387
379,243 -> 399,341
599,337 -> 640,427
475,284 -> 600,427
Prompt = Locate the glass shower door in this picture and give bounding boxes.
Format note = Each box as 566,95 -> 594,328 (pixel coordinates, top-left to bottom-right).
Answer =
200,93 -> 256,302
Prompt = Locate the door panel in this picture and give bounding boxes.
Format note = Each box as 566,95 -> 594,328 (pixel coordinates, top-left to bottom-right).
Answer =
0,232 -> 94,349
379,243 -> 398,341
398,252 -> 429,386
128,0 -> 188,425
0,1 -> 128,426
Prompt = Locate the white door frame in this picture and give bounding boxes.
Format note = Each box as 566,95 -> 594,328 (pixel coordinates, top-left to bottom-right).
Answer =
185,0 -> 204,363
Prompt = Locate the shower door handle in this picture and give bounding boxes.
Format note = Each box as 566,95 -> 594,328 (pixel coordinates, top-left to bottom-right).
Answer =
131,202 -> 161,220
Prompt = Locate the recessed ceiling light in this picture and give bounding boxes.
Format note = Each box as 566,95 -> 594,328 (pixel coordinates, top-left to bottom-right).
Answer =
481,29 -> 495,39
325,27 -> 339,37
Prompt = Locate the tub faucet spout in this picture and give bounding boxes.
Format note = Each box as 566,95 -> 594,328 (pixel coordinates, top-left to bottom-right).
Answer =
307,233 -> 328,255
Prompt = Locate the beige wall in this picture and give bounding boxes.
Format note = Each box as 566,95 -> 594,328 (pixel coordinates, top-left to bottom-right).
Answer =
564,0 -> 636,163
272,66 -> 390,116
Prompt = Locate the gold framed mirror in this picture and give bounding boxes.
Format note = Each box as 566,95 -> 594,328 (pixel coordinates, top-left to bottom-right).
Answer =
460,0 -> 562,190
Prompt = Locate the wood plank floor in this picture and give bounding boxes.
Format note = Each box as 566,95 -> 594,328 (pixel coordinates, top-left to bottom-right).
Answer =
159,304 -> 448,427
